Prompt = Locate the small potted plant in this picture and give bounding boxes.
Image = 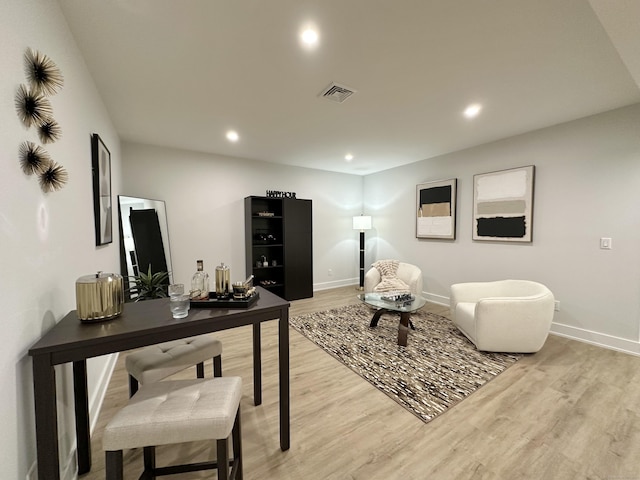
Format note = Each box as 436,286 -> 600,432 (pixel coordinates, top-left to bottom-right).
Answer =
127,265 -> 170,302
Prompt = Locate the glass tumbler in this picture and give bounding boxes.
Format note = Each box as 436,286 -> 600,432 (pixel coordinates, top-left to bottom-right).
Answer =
170,293 -> 190,319
168,283 -> 185,298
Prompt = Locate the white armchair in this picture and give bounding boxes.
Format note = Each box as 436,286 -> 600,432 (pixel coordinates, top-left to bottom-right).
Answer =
450,279 -> 555,353
364,260 -> 423,296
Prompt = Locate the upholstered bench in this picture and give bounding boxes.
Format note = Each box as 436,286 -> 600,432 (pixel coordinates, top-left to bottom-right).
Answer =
103,377 -> 243,479
125,336 -> 223,396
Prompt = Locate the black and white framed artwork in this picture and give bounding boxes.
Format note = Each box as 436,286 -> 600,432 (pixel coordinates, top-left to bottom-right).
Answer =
92,133 -> 112,245
416,178 -> 457,240
473,165 -> 535,242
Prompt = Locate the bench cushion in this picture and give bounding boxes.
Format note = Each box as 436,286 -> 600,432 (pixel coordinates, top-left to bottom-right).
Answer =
126,336 -> 222,384
103,377 -> 242,451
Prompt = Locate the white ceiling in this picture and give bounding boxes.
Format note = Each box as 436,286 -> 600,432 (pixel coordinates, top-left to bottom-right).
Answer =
57,0 -> 640,175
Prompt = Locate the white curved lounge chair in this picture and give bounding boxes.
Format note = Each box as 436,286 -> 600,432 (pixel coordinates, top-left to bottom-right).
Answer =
450,279 -> 555,353
364,260 -> 423,296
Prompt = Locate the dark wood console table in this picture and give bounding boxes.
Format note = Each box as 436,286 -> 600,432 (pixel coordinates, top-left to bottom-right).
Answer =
28,286 -> 289,480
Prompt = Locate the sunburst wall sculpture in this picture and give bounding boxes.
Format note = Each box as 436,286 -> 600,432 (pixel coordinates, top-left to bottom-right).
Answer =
39,160 -> 69,193
24,47 -> 64,96
15,84 -> 53,128
19,141 -> 50,175
15,48 -> 67,192
38,118 -> 62,144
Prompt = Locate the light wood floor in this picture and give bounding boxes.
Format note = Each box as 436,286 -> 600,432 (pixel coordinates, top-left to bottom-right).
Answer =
80,286 -> 640,479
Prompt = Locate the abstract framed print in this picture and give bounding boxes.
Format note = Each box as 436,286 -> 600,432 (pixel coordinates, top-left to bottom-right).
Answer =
473,165 -> 535,242
416,178 -> 457,239
92,133 -> 113,245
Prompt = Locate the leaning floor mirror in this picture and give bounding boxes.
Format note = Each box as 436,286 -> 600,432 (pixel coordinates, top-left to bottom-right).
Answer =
117,195 -> 173,301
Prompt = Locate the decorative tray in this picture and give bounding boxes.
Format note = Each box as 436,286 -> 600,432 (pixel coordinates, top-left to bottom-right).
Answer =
380,292 -> 414,306
380,292 -> 414,302
190,291 -> 259,309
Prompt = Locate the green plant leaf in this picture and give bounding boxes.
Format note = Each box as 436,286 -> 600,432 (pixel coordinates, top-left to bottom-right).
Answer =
125,264 -> 170,301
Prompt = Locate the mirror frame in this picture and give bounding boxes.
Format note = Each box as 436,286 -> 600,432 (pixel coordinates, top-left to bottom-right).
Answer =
117,195 -> 173,298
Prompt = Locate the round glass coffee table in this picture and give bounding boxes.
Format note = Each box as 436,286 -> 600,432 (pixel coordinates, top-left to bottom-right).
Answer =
358,292 -> 427,346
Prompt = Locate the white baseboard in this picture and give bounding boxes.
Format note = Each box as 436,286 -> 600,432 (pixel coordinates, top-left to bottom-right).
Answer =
314,278 -> 359,291
424,292 -> 450,307
550,322 -> 640,357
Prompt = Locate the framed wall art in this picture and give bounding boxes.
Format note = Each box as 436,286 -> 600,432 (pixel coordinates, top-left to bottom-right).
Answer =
416,178 -> 457,239
92,133 -> 113,245
473,165 -> 535,242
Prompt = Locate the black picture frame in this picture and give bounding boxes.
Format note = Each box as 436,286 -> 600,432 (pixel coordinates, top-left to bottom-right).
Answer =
472,165 -> 535,242
92,133 -> 113,245
416,178 -> 457,239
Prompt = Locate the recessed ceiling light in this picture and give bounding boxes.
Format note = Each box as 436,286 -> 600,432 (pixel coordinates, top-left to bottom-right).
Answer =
226,130 -> 239,142
345,153 -> 354,161
463,104 -> 482,119
300,27 -> 319,47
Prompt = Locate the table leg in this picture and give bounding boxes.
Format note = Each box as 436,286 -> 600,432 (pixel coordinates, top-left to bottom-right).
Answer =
369,308 -> 388,328
252,322 -> 262,406
73,360 -> 92,474
398,312 -> 411,346
279,307 -> 290,451
33,354 -> 60,480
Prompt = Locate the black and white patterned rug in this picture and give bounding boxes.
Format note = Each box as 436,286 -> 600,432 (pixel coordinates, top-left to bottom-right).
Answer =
290,304 -> 521,423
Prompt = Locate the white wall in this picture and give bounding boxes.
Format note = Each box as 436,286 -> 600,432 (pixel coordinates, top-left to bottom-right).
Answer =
364,104 -> 640,353
121,142 -> 364,291
0,1 -> 121,478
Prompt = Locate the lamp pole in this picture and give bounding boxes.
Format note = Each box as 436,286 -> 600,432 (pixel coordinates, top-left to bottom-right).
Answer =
352,215 -> 372,290
358,229 -> 365,290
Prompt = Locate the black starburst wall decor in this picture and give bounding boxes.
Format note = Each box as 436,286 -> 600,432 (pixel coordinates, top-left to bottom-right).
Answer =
19,141 -> 51,175
38,160 -> 68,193
15,48 -> 67,192
24,48 -> 64,96
15,84 -> 53,129
37,118 -> 62,144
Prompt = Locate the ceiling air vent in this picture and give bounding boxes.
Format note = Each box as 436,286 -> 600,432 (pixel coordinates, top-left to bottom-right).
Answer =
319,82 -> 357,103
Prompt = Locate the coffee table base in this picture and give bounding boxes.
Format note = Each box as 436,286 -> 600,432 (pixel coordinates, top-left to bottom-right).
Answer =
369,309 -> 416,346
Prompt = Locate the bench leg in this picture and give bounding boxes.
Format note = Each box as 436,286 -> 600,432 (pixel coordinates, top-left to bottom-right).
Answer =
216,438 -> 229,480
143,446 -> 156,479
232,408 -> 243,480
128,375 -> 139,397
105,450 -> 123,480
214,355 -> 223,377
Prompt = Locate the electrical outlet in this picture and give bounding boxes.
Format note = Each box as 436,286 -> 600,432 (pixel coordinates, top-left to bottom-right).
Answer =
328,269 -> 333,277
600,237 -> 612,249
554,301 -> 560,311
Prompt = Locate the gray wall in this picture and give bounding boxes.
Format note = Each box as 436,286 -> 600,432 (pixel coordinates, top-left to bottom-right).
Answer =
364,104 -> 640,351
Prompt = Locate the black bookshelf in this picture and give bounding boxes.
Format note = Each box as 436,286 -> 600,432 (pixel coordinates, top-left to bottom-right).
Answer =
245,196 -> 312,301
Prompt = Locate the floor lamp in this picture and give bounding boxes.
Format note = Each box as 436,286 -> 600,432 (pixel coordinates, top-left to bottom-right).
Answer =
353,215 -> 372,290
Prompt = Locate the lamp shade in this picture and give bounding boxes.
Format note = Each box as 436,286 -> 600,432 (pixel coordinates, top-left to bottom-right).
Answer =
353,215 -> 372,231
